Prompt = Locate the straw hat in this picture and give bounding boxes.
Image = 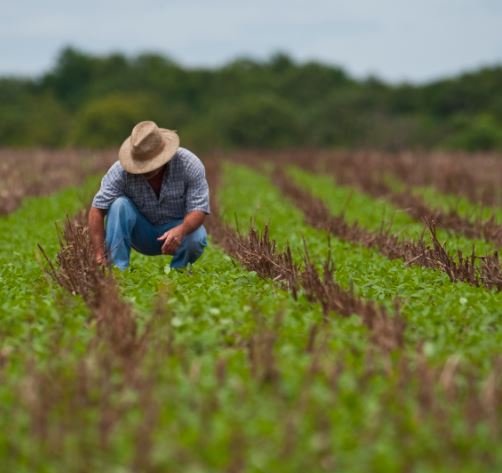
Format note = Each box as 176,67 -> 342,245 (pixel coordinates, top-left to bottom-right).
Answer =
119,121 -> 180,174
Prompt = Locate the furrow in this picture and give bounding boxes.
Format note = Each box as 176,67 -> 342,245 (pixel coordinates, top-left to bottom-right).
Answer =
205,159 -> 405,352
282,150 -> 502,248
232,148 -> 502,206
1,155 -> 501,470
387,190 -> 502,249
34,210 -> 166,464
39,210 -> 158,361
273,167 -> 502,292
217,162 -> 502,362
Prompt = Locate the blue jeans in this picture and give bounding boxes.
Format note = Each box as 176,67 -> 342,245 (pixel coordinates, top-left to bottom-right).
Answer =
105,196 -> 207,270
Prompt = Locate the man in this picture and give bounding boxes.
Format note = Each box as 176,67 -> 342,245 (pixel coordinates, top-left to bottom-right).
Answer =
88,120 -> 210,270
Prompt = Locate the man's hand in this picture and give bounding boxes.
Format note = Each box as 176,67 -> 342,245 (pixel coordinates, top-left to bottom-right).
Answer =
88,207 -> 108,266
157,225 -> 186,255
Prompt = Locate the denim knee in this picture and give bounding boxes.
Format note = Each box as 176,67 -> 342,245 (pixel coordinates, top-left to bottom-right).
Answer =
106,196 -> 138,238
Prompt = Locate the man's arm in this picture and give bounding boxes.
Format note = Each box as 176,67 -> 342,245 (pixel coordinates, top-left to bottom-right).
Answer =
180,210 -> 206,235
89,161 -> 127,263
158,150 -> 210,255
88,207 -> 108,264
157,210 -> 205,255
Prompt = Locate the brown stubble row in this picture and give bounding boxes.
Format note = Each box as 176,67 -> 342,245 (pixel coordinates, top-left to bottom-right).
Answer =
368,150 -> 502,207
3,162 -> 500,468
272,167 -> 502,291
1,146 -> 500,236
0,149 -> 116,214
204,159 -> 406,352
38,211 -> 147,359
387,190 -> 502,248
225,309 -> 501,467
32,212 -> 165,468
204,158 -> 501,450
262,149 -> 502,248
327,158 -> 502,249
258,148 -> 502,207
21,199 -> 405,467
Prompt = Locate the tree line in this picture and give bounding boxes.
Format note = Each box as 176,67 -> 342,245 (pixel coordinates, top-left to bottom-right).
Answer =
1,47 -> 502,151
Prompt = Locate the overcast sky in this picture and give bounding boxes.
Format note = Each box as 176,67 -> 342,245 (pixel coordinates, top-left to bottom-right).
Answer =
2,0 -> 502,83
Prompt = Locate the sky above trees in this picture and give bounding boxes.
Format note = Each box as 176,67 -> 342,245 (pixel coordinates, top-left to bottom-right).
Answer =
2,0 -> 502,82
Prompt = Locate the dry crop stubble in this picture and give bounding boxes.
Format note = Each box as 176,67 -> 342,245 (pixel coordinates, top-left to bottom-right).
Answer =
220,148 -> 502,205
205,158 -> 406,352
38,210 -> 158,360
2,153 -> 500,470
284,149 -> 502,206
277,149 -> 502,248
0,149 -> 115,214
385,189 -> 502,248
272,167 -> 502,291
32,211 -> 170,467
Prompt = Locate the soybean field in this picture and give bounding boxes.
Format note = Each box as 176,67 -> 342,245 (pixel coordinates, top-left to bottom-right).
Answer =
0,149 -> 501,472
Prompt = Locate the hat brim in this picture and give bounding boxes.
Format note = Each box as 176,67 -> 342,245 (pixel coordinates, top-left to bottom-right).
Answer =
118,129 -> 180,174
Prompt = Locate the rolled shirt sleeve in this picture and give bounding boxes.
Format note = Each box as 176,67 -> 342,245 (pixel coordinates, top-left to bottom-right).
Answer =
91,161 -> 126,210
184,154 -> 211,215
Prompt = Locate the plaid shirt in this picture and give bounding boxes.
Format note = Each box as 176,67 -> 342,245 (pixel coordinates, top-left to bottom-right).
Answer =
91,147 -> 210,225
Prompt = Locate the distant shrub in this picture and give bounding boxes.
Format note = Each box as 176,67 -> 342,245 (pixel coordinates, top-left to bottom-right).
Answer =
68,93 -> 163,148
217,94 -> 302,148
443,114 -> 502,151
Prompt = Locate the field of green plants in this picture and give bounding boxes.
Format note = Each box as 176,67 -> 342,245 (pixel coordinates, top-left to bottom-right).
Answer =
0,150 -> 501,472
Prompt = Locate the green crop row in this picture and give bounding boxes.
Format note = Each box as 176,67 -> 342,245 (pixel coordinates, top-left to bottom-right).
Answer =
382,171 -> 502,236
0,169 -> 500,472
0,175 -> 369,471
287,165 -> 497,254
218,163 -> 502,365
0,177 -> 103,356
288,166 -> 495,255
414,186 -> 502,228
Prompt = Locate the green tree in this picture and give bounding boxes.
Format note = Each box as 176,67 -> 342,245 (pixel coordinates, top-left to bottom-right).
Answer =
443,114 -> 502,151
42,47 -> 100,109
217,94 -> 302,148
2,46 -> 502,150
68,93 -> 169,148
0,80 -> 69,147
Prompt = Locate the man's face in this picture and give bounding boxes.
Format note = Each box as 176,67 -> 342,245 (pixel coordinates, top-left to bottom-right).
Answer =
142,164 -> 165,180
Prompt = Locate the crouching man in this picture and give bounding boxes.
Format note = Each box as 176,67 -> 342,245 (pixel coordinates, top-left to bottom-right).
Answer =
88,121 -> 210,270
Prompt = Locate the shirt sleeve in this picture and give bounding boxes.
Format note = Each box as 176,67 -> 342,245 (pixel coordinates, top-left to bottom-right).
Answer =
91,161 -> 126,210
184,152 -> 211,215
